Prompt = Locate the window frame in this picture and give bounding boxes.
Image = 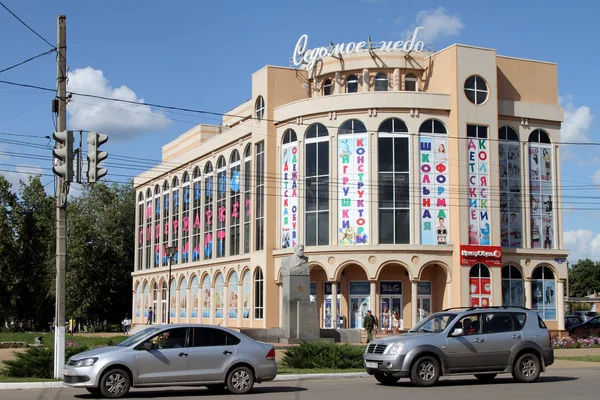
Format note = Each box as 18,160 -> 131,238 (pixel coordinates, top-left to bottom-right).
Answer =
374,73 -> 388,92
323,78 -> 333,96
254,267 -> 264,319
404,73 -> 417,92
255,96 -> 265,121
464,75 -> 489,105
346,74 -> 359,93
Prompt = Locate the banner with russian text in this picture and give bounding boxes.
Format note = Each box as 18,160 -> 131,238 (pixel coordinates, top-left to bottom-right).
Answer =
468,138 -> 491,245
281,143 -> 299,248
338,135 -> 369,245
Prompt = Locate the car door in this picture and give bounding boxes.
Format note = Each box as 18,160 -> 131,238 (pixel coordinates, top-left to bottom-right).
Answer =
135,327 -> 190,384
444,313 -> 488,372
482,312 -> 522,370
188,327 -> 239,382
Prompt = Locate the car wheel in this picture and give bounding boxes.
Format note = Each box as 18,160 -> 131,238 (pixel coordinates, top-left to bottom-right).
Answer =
513,353 -> 541,383
99,368 -> 131,398
86,387 -> 102,396
205,384 -> 227,393
227,366 -> 255,394
410,356 -> 440,387
474,373 -> 497,382
374,373 -> 400,385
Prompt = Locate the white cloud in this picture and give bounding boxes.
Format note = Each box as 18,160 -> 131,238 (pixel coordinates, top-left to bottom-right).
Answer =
404,7 -> 464,43
592,169 -> 600,186
559,95 -> 594,143
3,164 -> 45,191
578,157 -> 600,166
67,67 -> 170,140
564,229 -> 600,262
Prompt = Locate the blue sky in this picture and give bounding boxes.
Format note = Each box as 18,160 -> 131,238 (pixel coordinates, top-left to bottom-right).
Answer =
0,0 -> 598,261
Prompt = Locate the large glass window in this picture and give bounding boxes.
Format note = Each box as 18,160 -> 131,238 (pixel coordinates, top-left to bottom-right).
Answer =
346,74 -> 358,93
243,145 -> 252,253
242,270 -> 251,319
255,96 -> 265,121
162,181 -> 170,266
201,275 -> 211,319
153,185 -> 161,268
190,276 -> 199,319
152,282 -> 158,323
171,177 -> 180,265
378,118 -> 410,244
499,126 -> 522,248
204,163 -> 214,259
135,282 -> 141,319
179,277 -> 188,319
255,142 -> 265,251
169,278 -> 176,320
374,73 -> 388,91
532,266 -> 556,320
305,123 -> 329,246
230,151 -> 241,256
192,167 -> 202,261
323,79 -> 333,96
528,129 -> 553,249
215,274 -> 224,319
404,73 -> 417,91
216,157 -> 227,258
137,192 -> 144,271
181,173 -> 190,263
469,263 -> 491,307
467,125 -> 491,245
464,75 -> 488,105
161,281 -> 167,324
145,189 -> 152,269
229,272 -> 239,319
254,267 -> 264,319
418,119 -> 449,245
281,129 -> 299,249
501,265 -> 524,307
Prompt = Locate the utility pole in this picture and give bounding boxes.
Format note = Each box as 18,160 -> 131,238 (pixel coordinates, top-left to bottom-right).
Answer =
53,14 -> 67,379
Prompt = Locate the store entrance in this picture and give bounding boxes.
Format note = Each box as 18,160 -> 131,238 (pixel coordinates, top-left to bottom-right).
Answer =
417,281 -> 432,322
379,281 -> 403,332
323,282 -> 341,329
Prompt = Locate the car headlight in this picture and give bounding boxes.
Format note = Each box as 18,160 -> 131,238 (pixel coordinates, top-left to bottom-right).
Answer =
385,342 -> 405,355
74,357 -> 98,367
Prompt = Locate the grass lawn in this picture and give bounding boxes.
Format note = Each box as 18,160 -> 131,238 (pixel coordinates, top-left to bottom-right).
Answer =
556,355 -> 600,363
0,375 -> 60,382
0,332 -> 126,348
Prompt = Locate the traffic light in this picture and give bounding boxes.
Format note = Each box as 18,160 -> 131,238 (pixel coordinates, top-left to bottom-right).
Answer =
52,130 -> 74,182
87,132 -> 108,183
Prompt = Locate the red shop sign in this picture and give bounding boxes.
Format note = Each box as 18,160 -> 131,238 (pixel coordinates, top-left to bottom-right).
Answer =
460,245 -> 502,267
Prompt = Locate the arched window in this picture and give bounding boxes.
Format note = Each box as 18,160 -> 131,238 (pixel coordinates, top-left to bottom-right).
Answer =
281,129 -> 299,249
190,276 -> 199,319
305,123 -> 329,246
152,282 -> 158,323
528,129 -> 553,249
137,192 -> 144,271
255,142 -> 265,251
181,172 -> 190,263
532,266 -> 556,320
242,270 -> 251,319
153,185 -> 161,268
216,157 -> 227,258
346,74 -> 358,93
192,167 -> 202,261
499,126 -> 522,248
243,145 -> 252,253
169,277 -> 176,319
229,272 -> 239,319
204,163 -> 214,259
501,265 -> 524,307
418,119 -> 449,245
255,96 -> 265,121
162,181 -> 170,266
135,282 -> 141,319
338,119 -> 367,135
469,263 -> 491,307
323,78 -> 333,96
378,118 -> 410,244
145,189 -> 152,269
230,150 -> 241,256
179,277 -> 188,319
202,275 -> 211,319
254,268 -> 264,319
143,282 -> 150,320
374,73 -> 388,91
215,274 -> 224,319
171,177 -> 180,265
161,281 -> 168,324
404,73 -> 417,91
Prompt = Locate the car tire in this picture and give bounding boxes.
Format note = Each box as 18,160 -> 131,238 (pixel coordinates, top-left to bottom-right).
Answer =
86,387 -> 102,397
226,366 -> 255,394
474,373 -> 497,382
513,353 -> 541,383
374,373 -> 400,386
99,368 -> 131,398
410,356 -> 440,387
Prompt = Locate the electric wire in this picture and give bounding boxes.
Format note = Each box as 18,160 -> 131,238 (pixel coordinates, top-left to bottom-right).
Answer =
0,2 -> 55,48
0,48 -> 57,74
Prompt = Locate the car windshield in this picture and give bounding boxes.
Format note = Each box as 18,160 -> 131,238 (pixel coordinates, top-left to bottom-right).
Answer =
409,313 -> 457,333
117,327 -> 162,347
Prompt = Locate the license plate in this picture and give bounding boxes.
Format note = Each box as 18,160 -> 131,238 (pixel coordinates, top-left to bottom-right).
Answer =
365,362 -> 378,369
63,368 -> 69,376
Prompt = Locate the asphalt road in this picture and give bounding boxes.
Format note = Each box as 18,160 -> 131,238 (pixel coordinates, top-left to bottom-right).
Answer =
4,368 -> 599,400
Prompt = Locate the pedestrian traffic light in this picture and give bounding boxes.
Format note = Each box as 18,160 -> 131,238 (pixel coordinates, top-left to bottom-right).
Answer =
87,132 -> 108,183
52,130 -> 74,182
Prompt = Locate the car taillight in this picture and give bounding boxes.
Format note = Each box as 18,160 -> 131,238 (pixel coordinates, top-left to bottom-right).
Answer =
266,348 -> 275,360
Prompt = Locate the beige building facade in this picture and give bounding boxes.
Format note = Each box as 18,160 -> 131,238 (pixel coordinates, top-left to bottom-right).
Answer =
132,40 -> 569,334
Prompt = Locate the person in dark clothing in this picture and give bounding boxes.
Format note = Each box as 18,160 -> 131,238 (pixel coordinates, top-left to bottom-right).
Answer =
363,310 -> 378,343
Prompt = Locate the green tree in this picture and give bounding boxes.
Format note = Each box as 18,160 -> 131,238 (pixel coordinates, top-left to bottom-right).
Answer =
66,181 -> 135,326
0,176 -> 18,325
568,258 -> 600,297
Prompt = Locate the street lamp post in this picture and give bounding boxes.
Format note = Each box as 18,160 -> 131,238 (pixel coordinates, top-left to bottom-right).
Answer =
166,245 -> 177,325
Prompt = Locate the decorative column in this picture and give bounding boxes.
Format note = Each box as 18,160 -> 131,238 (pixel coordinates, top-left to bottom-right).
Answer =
210,284 -> 216,325
362,69 -> 370,92
237,280 -> 243,328
332,282 -> 338,329
334,72 -> 342,94
524,278 -> 532,309
370,280 -> 376,320
557,279 -> 565,331
411,280 -> 418,328
393,68 -> 400,91
223,283 -> 229,328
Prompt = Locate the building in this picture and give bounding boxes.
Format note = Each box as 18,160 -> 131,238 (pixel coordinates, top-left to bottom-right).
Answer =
132,30 -> 569,334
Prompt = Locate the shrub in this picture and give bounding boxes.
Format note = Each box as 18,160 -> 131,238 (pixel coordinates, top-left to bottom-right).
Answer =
281,341 -> 365,369
552,336 -> 600,349
1,345 -> 90,378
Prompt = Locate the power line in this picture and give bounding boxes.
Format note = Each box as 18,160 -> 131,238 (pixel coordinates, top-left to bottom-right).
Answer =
0,2 -> 55,48
0,48 -> 56,74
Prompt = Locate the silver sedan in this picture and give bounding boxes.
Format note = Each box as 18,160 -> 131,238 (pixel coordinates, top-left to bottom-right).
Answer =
63,324 -> 277,398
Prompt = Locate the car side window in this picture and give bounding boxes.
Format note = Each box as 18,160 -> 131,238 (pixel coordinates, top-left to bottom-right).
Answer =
142,328 -> 188,350
484,313 -> 515,333
193,327 -> 241,347
453,314 -> 482,336
513,313 -> 527,330
590,317 -> 600,326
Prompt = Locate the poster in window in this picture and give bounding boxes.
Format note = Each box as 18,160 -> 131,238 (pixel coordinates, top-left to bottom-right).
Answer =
170,281 -> 176,318
544,309 -> 556,320
243,273 -> 251,318
544,281 -> 556,307
480,297 -> 490,307
500,141 -> 522,248
532,280 -> 544,309
467,137 -> 491,245
191,277 -> 199,318
471,297 -> 480,307
380,298 -> 390,331
510,279 -> 524,307
179,278 -> 187,319
202,280 -> 211,319
136,288 -> 141,318
502,280 -> 511,306
481,278 -> 491,295
281,143 -> 298,249
470,278 -> 480,295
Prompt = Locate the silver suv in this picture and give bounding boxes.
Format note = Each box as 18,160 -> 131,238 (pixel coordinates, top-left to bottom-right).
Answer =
364,306 -> 554,387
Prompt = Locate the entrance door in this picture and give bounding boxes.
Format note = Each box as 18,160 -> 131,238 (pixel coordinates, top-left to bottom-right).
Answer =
417,296 -> 431,322
380,297 -> 402,331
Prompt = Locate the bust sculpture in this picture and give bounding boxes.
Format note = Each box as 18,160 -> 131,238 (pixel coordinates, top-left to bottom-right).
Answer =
282,243 -> 309,276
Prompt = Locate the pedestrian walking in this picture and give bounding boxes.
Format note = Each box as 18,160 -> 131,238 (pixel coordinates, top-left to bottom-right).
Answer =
146,307 -> 153,325
122,314 -> 131,335
363,310 -> 378,343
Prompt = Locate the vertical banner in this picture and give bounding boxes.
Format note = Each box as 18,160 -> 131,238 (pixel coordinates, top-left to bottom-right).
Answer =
243,271 -> 250,318
338,135 -> 369,245
499,141 -> 522,248
419,137 -> 450,245
468,138 -> 491,245
281,143 -> 299,248
529,145 -> 553,249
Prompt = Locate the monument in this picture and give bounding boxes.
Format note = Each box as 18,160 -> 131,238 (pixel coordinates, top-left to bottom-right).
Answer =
279,243 -> 320,344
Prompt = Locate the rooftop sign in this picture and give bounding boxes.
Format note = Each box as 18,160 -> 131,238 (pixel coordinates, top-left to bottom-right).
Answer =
293,27 -> 425,71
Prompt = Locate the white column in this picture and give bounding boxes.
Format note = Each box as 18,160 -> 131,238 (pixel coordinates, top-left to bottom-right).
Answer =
278,283 -> 283,329
370,280 -> 376,319
210,284 -> 216,325
332,282 -> 338,329
524,279 -> 532,309
411,281 -> 418,328
223,283 -> 229,327
557,279 -> 565,331
393,68 -> 400,91
362,69 -> 370,92
334,72 -> 342,94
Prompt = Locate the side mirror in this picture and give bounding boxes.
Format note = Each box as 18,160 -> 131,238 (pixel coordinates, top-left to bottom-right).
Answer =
143,342 -> 154,350
451,328 -> 463,337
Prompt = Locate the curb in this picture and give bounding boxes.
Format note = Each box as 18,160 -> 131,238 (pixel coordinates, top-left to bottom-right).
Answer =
0,382 -> 65,390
